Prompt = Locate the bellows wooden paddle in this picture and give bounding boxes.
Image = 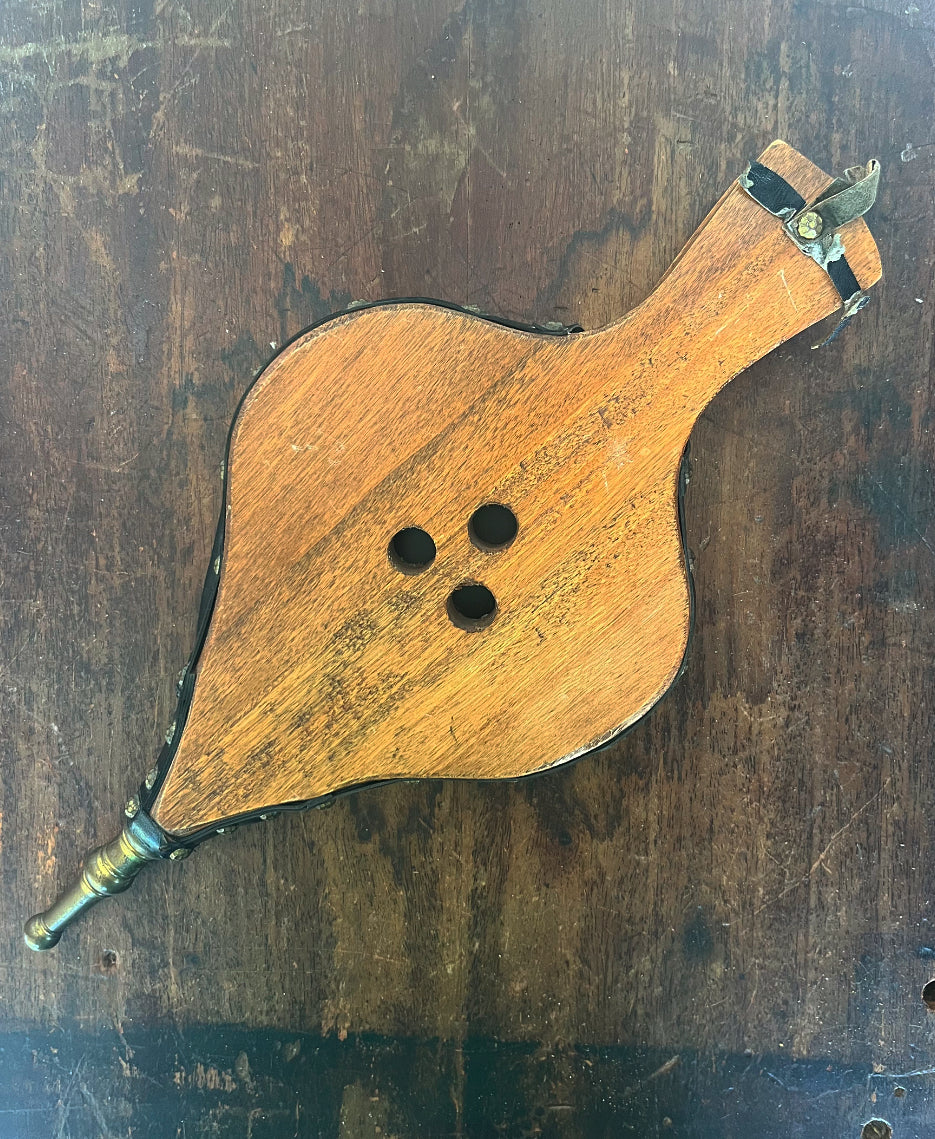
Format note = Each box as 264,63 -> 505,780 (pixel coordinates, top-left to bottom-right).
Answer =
25,140 -> 881,950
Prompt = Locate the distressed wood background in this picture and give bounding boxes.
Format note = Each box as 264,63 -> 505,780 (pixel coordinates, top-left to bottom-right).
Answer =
1,0 -> 934,1135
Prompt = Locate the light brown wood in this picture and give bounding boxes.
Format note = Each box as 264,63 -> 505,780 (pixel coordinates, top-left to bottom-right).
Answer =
152,140 -> 882,835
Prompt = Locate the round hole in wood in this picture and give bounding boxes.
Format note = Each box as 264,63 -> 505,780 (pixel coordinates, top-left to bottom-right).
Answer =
468,503 -> 518,550
447,582 -> 497,630
860,1121 -> 893,1139
923,979 -> 935,1010
388,527 -> 436,573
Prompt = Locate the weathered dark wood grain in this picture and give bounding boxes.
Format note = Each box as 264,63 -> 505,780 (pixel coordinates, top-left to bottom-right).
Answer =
1,0 -> 933,1135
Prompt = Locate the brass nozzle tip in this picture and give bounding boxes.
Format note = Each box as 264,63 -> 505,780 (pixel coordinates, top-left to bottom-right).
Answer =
24,915 -> 60,951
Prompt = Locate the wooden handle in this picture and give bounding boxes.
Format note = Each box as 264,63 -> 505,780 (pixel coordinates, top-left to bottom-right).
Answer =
593,140 -> 881,431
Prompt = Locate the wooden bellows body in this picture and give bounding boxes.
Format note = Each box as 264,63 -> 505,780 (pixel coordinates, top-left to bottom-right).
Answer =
25,140 -> 882,950
152,140 -> 881,834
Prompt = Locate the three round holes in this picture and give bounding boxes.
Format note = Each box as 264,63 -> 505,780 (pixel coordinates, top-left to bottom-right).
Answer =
387,504 -> 517,630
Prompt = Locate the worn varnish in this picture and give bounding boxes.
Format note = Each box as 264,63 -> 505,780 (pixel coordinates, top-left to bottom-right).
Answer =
2,0 -> 934,1135
153,142 -> 881,834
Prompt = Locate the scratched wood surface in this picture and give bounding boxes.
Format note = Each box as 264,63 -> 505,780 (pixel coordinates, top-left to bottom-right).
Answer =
0,1 -> 933,1136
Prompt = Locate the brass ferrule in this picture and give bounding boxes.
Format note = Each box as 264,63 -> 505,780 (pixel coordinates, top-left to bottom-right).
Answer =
24,823 -> 160,951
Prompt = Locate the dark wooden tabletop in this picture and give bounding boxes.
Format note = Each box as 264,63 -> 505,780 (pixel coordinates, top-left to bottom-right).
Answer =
2,1 -> 934,1136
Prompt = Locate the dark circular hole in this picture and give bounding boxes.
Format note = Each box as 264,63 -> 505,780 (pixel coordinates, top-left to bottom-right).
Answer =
468,503 -> 518,550
447,582 -> 497,630
860,1121 -> 893,1139
923,979 -> 935,1010
388,527 -> 436,573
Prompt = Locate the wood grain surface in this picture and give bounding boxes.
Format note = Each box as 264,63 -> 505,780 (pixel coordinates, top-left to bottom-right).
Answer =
153,142 -> 882,834
1,0 -> 933,1135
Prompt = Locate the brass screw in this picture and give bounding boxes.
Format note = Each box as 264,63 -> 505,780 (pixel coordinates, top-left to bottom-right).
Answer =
124,796 -> 140,818
795,210 -> 823,239
169,848 -> 191,861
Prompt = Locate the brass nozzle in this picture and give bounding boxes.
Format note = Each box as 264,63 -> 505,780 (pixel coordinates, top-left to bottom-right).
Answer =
24,823 -> 160,951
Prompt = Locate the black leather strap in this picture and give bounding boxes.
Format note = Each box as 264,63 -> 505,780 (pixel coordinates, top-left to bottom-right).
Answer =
826,255 -> 862,305
739,161 -> 806,220
740,160 -> 861,307
739,156 -> 880,346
